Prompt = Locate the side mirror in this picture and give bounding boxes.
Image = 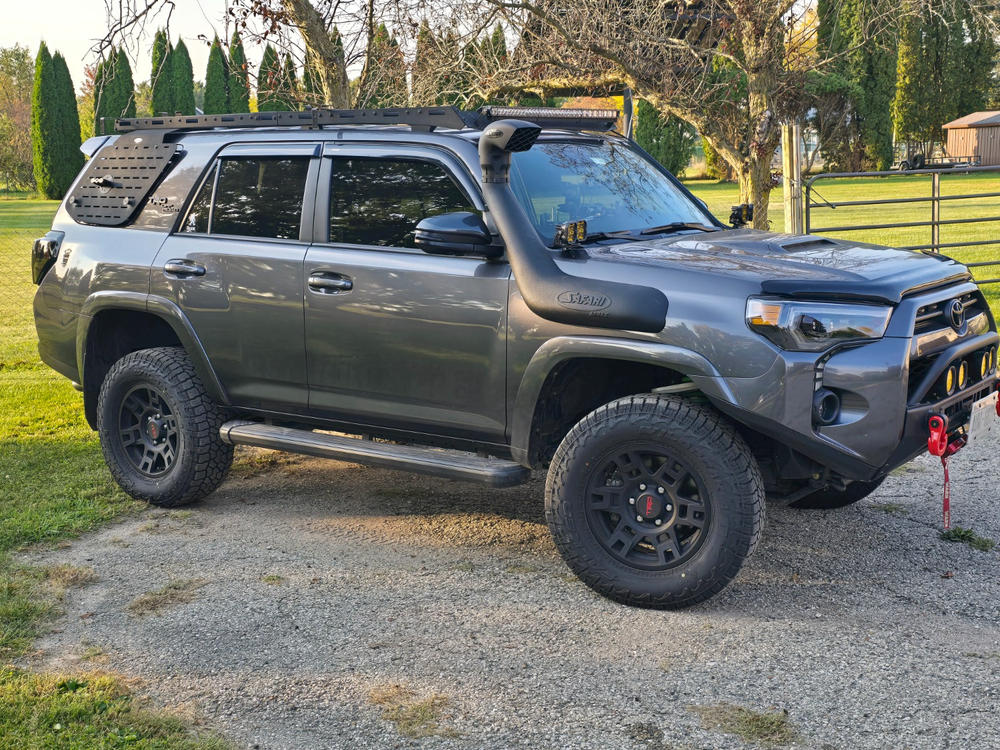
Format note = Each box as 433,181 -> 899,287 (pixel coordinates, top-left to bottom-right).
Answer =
413,211 -> 501,259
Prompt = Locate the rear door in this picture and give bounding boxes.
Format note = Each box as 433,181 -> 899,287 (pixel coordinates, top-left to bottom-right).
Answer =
152,142 -> 320,411
303,144 -> 509,442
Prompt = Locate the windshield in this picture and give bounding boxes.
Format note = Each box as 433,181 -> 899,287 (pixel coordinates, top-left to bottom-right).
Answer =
509,140 -> 712,244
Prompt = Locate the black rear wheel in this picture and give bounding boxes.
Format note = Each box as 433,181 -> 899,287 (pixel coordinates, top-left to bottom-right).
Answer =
97,347 -> 233,507
545,395 -> 764,609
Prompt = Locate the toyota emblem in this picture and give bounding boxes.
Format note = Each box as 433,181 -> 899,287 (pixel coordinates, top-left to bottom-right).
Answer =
947,299 -> 966,331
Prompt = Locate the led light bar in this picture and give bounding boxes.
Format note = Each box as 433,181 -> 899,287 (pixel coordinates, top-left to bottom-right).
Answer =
478,106 -> 619,131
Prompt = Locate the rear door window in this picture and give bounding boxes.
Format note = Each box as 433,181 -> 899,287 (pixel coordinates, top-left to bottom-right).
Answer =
183,156 -> 310,240
327,157 -> 473,248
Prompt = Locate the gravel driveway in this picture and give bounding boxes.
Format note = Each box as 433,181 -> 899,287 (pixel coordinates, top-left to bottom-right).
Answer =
23,432 -> 1000,750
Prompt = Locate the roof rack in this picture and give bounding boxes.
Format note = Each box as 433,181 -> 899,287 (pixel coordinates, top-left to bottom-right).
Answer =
109,105 -> 620,135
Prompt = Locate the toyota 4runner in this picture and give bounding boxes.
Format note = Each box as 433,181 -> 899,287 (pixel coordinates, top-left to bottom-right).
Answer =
32,106 -> 1000,608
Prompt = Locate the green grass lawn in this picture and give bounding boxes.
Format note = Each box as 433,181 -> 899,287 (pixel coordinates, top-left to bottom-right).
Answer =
0,199 -> 225,747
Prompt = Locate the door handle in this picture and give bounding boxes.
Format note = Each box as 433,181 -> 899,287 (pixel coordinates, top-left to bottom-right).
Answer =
163,259 -> 206,277
308,273 -> 353,293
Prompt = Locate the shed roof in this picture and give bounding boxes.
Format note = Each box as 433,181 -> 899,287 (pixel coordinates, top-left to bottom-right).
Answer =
943,111 -> 1000,129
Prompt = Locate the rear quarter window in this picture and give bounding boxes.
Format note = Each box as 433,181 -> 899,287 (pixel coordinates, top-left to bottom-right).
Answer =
182,156 -> 310,240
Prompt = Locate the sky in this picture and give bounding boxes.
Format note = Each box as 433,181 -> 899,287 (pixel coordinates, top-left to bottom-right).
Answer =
2,0 -> 262,92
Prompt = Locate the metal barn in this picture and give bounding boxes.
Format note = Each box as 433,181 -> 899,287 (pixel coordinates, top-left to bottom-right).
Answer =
942,111 -> 1000,165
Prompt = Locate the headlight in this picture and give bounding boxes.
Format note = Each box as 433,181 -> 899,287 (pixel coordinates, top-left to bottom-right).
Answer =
746,297 -> 892,352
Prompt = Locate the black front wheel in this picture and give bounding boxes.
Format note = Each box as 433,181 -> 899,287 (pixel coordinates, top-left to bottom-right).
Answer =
545,395 -> 764,609
97,347 -> 233,507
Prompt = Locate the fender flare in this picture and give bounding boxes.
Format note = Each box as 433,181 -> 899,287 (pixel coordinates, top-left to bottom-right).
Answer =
509,336 -> 735,465
76,291 -> 229,406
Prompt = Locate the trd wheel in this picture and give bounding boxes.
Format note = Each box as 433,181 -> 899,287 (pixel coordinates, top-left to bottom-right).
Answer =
545,395 -> 764,609
97,347 -> 233,507
789,477 -> 885,510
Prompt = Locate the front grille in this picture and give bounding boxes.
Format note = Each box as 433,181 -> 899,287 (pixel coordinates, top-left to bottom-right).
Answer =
912,292 -> 984,335
907,288 -> 996,405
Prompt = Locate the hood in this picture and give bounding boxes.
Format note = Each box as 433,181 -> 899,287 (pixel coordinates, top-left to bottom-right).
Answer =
587,229 -> 970,304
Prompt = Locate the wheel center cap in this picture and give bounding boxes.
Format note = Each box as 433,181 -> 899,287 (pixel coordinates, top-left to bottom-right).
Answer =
146,417 -> 165,442
636,493 -> 662,520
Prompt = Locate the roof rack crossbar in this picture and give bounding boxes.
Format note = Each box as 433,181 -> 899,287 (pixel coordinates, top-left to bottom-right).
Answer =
110,105 -> 620,135
112,107 -> 475,134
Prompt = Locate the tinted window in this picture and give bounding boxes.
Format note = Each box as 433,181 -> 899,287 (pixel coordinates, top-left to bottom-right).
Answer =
182,164 -> 215,234
328,157 -> 473,247
206,157 -> 309,239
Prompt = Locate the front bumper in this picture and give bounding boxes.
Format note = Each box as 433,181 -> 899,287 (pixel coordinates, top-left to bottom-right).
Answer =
705,283 -> 999,482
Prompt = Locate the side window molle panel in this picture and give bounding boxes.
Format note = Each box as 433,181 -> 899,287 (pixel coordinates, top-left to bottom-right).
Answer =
67,131 -> 179,226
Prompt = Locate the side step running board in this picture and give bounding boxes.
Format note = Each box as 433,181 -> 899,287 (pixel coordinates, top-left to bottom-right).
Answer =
219,421 -> 531,488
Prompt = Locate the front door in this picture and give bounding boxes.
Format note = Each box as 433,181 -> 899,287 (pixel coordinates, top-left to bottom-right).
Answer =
304,145 -> 509,442
152,142 -> 319,411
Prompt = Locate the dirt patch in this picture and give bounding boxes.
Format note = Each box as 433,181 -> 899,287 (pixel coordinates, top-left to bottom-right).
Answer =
368,682 -> 457,739
127,579 -> 205,617
691,703 -> 798,746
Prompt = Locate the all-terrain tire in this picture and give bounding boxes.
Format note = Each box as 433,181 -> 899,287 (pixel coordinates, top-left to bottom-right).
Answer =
545,394 -> 765,609
789,477 -> 885,510
97,347 -> 233,507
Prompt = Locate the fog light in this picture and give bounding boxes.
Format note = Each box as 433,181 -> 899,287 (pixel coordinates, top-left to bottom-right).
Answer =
980,351 -> 990,379
813,388 -> 840,426
958,360 -> 969,389
942,365 -> 957,396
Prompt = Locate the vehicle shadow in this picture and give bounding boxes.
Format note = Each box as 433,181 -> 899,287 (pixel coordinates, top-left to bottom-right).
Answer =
205,446 -> 997,622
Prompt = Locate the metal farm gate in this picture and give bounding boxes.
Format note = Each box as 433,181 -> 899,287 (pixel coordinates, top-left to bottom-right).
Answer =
804,165 -> 1000,285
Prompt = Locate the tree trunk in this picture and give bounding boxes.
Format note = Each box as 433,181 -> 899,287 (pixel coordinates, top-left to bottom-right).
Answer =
281,0 -> 349,108
737,156 -> 775,230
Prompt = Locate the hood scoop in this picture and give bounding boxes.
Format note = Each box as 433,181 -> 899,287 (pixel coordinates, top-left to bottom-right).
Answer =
774,237 -> 839,252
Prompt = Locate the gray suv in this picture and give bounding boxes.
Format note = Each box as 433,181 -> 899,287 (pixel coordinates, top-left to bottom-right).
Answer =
32,106 -> 1000,608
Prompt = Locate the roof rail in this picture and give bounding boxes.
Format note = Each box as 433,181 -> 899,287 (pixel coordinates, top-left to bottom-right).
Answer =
109,105 -> 620,135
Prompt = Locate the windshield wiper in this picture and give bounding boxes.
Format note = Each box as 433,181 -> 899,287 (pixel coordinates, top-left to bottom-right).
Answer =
577,229 -> 638,243
640,222 -> 717,236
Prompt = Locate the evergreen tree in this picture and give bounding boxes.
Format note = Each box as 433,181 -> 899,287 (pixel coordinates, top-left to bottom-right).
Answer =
227,31 -> 250,112
30,42 -> 59,198
953,2 -> 996,119
51,51 -> 84,190
891,0 -> 996,145
93,47 -> 133,132
634,100 -> 697,176
481,25 -> 507,67
437,29 -> 462,106
203,36 -> 229,114
150,29 -> 173,115
412,19 -> 437,105
892,10 -> 927,142
329,26 -> 348,106
113,47 -> 136,119
817,0 -> 897,170
282,54 -> 298,109
170,39 -> 195,116
701,137 -> 733,180
257,44 -> 287,111
301,52 -> 321,107
359,24 -> 407,107
92,55 -> 107,133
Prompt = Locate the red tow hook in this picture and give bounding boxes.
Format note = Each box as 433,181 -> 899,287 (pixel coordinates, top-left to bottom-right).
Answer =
927,414 -> 965,530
